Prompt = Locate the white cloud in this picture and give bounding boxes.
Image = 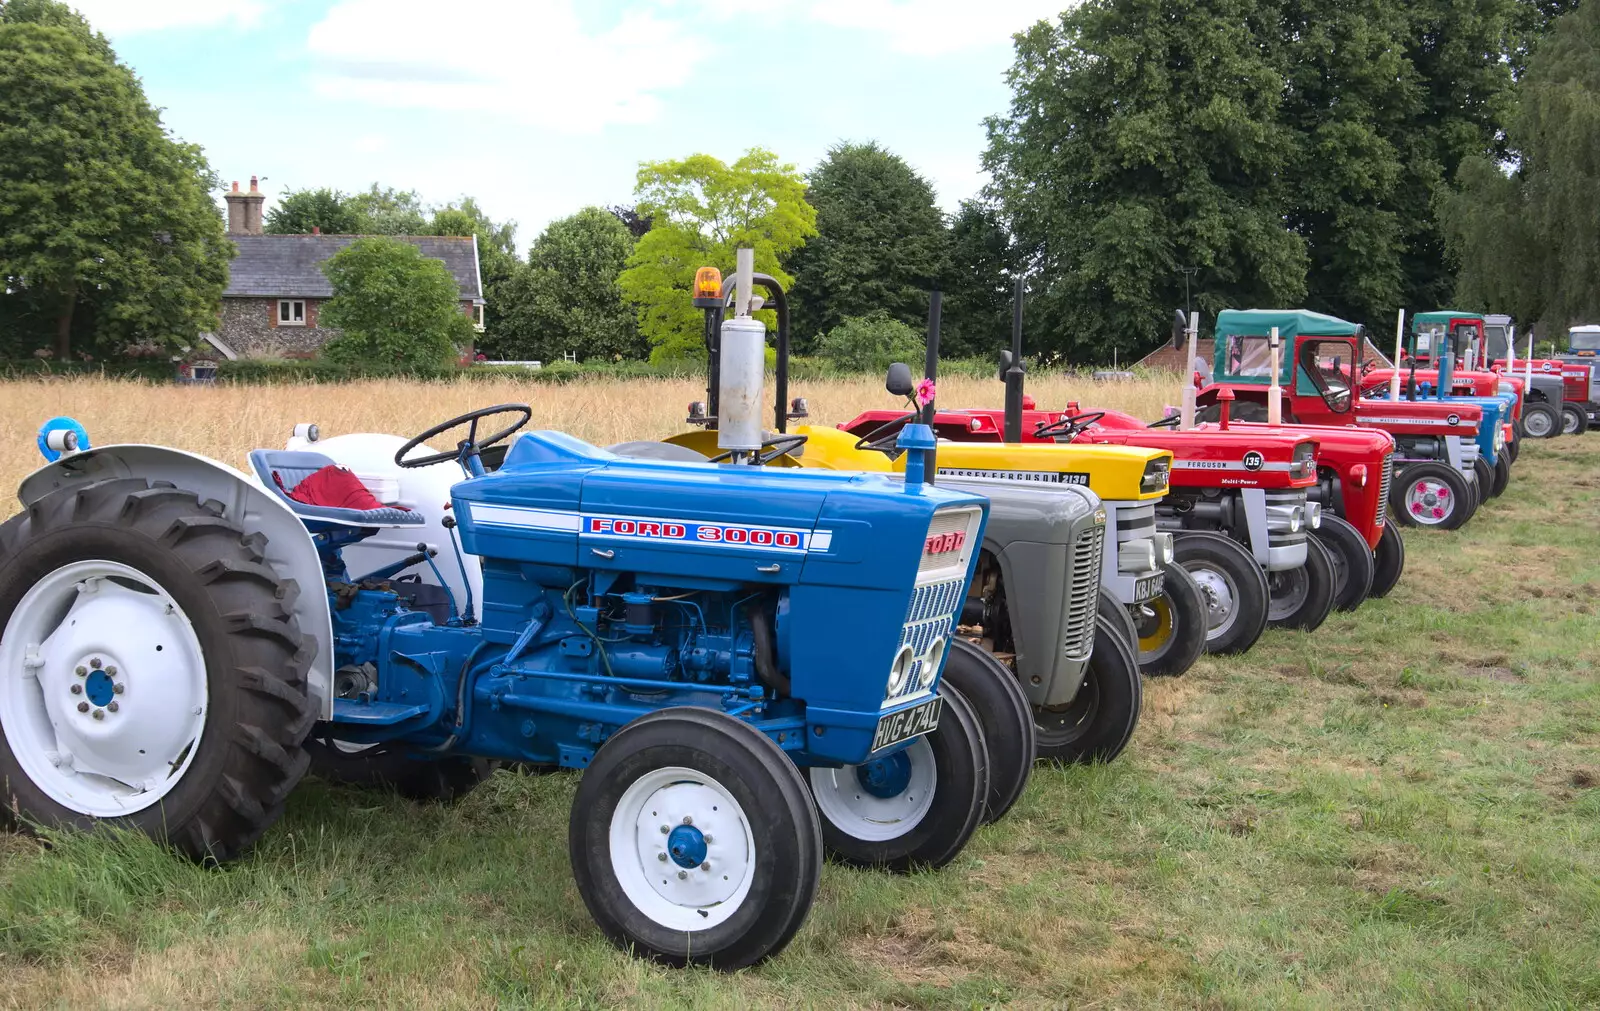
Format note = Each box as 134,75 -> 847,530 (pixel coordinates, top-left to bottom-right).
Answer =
805,0 -> 1067,55
306,0 -> 710,133
68,0 -> 264,34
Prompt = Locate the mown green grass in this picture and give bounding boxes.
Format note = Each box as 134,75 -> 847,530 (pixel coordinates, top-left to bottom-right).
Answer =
3,438 -> 1598,1010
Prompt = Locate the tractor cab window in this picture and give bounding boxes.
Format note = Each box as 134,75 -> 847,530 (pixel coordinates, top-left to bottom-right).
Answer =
1298,339 -> 1357,413
1569,330 -> 1600,352
1222,334 -> 1278,379
1413,326 -> 1445,359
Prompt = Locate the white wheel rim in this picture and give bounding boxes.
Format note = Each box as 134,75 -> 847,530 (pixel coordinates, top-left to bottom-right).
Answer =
1267,564 -> 1310,620
1187,565 -> 1239,640
809,737 -> 937,842
0,561 -> 208,817
607,766 -> 755,931
1405,478 -> 1455,525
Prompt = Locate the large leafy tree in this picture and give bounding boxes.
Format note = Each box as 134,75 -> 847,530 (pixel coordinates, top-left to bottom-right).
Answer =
427,197 -> 521,355
941,200 -> 1018,359
618,149 -> 816,362
319,237 -> 474,368
785,142 -> 948,348
494,207 -> 641,363
985,0 -> 1308,363
265,188 -> 362,235
1442,2 -> 1600,331
0,0 -> 230,359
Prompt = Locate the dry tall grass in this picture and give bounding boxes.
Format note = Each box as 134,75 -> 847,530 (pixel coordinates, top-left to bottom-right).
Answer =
0,373 -> 1181,513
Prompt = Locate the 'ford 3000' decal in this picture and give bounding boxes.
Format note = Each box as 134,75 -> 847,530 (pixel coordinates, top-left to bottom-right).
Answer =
465,503 -> 833,552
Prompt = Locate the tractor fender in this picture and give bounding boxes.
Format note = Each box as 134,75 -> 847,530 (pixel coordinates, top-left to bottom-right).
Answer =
18,445 -> 335,719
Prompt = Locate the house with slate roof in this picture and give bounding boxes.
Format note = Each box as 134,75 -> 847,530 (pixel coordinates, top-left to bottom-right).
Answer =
205,177 -> 485,359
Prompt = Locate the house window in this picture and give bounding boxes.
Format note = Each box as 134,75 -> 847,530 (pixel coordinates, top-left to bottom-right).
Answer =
278,300 -> 306,326
473,304 -> 486,332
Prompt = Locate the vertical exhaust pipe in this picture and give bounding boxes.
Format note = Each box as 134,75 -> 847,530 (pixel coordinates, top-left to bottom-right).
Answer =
1003,277 -> 1024,443
1390,308 -> 1406,401
717,249 -> 764,462
1179,310 -> 1199,429
1267,326 -> 1283,425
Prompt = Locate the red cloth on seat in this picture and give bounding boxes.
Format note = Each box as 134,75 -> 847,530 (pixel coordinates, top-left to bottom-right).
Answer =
276,465 -> 401,512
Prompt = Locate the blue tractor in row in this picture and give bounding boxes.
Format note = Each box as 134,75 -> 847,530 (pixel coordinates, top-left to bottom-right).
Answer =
0,264 -> 998,968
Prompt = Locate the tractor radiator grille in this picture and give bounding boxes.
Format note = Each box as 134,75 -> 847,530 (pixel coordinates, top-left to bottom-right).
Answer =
1063,521 -> 1105,662
1375,453 -> 1393,528
887,576 -> 966,705
1265,489 -> 1308,552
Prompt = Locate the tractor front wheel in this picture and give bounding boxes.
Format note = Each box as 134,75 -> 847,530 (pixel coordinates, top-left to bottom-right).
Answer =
809,682 -> 988,872
936,639 -> 1035,825
1266,536 -> 1337,631
0,479 -> 314,863
1310,514 -> 1376,612
1172,531 -> 1270,655
1031,613 -> 1141,765
570,707 -> 821,969
1490,454 -> 1511,498
1522,401 -> 1560,439
1390,463 -> 1473,530
1473,457 -> 1497,502
1561,403 -> 1588,436
1369,522 -> 1406,598
1129,561 -> 1207,677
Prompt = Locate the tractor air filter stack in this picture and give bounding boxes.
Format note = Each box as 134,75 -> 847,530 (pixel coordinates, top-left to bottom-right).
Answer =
717,248 -> 764,457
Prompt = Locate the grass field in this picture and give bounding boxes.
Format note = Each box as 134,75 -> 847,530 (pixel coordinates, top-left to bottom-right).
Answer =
1,376 -> 1598,1010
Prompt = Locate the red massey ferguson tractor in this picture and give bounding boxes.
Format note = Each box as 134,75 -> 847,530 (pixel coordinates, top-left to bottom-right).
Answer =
1437,310 -> 1588,438
1194,309 -> 1486,532
841,400 -> 1344,656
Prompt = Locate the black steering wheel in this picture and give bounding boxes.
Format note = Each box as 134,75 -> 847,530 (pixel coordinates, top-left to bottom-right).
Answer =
854,412 -> 917,456
1148,413 -> 1182,429
395,404 -> 533,469
1033,411 -> 1106,442
708,433 -> 810,466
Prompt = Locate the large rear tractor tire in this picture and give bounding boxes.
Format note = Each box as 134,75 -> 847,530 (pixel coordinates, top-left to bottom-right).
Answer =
1390,462 -> 1473,530
569,707 -> 821,969
809,682 -> 988,872
936,639 -> 1035,825
1310,514 -> 1376,612
1266,536 -> 1337,632
1369,522 -> 1406,599
1562,403 -> 1589,436
306,737 -> 496,803
1522,401 -> 1560,439
0,479 -> 315,863
1032,614 -> 1141,765
1128,561 -> 1207,677
1171,531 -> 1270,655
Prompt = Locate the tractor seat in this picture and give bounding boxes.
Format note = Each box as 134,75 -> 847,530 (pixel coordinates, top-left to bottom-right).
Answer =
248,449 -> 425,527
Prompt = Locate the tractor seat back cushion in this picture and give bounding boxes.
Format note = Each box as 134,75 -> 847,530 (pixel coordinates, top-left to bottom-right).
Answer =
248,450 -> 424,526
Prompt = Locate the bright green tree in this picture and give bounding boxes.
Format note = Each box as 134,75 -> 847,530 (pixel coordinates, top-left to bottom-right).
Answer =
985,0 -> 1308,362
494,207 -> 641,363
428,197 -> 522,356
348,184 -> 429,234
0,0 -> 231,359
618,149 -> 816,362
318,237 -> 473,368
785,142 -> 948,347
265,188 -> 362,235
814,311 -> 926,374
1442,2 -> 1600,331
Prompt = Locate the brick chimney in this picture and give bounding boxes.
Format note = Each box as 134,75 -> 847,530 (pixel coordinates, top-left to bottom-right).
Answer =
223,176 -> 266,236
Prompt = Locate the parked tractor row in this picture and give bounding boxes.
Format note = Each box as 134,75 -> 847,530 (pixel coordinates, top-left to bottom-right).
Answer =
0,251 -> 1545,971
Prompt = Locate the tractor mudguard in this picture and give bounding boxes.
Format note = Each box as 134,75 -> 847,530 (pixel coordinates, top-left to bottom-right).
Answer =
17,444 -> 335,718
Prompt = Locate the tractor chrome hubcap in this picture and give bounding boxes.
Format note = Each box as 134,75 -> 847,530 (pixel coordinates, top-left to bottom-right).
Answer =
0,561 -> 208,817
1187,566 -> 1239,640
1405,479 -> 1455,525
608,767 -> 754,930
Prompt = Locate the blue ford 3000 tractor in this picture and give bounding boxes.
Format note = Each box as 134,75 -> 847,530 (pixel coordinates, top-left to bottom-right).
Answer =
0,274 -> 993,968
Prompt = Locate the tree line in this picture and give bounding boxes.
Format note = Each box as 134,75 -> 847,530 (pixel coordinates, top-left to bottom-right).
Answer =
2,0 -> 1596,370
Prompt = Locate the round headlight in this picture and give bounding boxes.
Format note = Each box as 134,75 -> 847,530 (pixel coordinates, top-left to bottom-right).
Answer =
920,637 -> 948,688
1289,507 -> 1304,534
886,644 -> 915,695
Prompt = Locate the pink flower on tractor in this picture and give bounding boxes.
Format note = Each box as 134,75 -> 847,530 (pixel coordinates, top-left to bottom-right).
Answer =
915,379 -> 936,407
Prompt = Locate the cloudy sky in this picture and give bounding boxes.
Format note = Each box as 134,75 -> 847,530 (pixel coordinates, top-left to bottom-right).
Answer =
69,0 -> 1067,255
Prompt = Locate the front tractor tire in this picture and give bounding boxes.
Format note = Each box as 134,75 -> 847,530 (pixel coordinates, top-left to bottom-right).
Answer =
1522,401 -> 1560,439
1562,403 -> 1589,436
569,707 -> 822,970
937,639 -> 1035,825
809,683 -> 988,873
1491,454 -> 1511,499
1390,462 -> 1473,530
1032,613 -> 1142,765
1309,515 -> 1376,612
1368,522 -> 1406,599
1128,561 -> 1207,677
1266,536 -> 1337,632
0,479 -> 314,863
1171,531 -> 1270,655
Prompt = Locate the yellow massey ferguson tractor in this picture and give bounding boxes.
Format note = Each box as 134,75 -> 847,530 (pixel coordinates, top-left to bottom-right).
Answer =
657,265 -> 1210,686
